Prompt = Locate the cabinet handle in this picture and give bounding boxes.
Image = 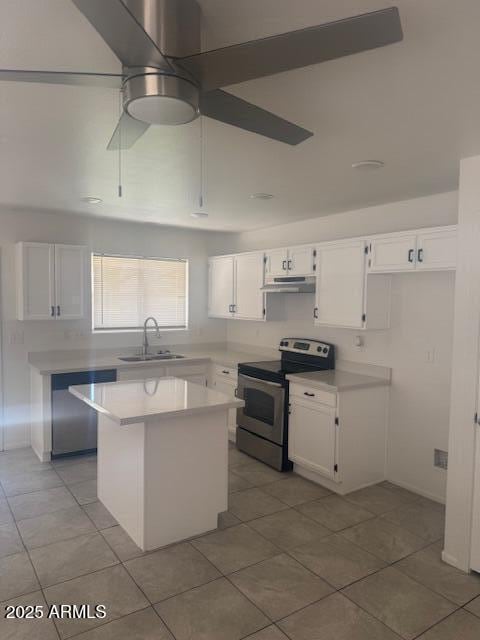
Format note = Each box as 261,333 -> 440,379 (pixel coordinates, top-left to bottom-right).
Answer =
287,259 -> 292,270
282,260 -> 287,270
313,307 -> 319,319
408,249 -> 415,263
222,370 -> 230,375
57,305 -> 61,317
51,306 -> 55,317
234,387 -> 239,397
304,392 -> 315,397
417,248 -> 424,262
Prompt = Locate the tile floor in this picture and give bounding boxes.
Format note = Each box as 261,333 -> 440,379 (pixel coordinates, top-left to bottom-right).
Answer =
0,444 -> 480,639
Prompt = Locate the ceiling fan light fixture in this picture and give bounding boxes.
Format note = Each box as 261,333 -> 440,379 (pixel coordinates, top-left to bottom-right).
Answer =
124,73 -> 199,126
351,160 -> 385,171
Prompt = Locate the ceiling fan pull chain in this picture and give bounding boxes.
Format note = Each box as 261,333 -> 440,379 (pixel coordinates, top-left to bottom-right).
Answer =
118,91 -> 123,197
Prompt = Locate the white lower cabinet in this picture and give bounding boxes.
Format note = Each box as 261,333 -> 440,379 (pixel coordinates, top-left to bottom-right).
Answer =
117,363 -> 207,383
288,379 -> 389,495
211,365 -> 238,440
289,397 -> 337,480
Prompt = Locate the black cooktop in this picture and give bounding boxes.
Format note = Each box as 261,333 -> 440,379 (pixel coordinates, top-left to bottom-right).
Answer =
238,359 -> 326,384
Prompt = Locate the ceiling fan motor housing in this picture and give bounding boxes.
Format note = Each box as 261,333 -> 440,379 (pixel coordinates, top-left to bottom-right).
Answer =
121,0 -> 202,125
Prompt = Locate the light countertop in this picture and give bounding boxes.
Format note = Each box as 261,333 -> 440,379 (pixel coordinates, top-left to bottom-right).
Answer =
69,377 -> 245,425
286,369 -> 390,392
28,344 -> 274,375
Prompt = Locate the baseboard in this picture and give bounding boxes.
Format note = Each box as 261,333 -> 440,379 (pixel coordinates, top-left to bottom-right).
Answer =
385,476 -> 446,505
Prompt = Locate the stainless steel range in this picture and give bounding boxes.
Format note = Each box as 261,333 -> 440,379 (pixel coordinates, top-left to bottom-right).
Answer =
236,338 -> 335,471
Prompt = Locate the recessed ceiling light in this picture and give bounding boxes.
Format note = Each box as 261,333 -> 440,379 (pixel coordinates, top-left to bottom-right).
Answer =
82,196 -> 102,204
251,193 -> 274,200
351,160 -> 385,171
191,211 -> 209,219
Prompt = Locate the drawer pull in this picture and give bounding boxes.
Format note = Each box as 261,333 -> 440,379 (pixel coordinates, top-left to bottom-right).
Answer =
304,391 -> 315,397
222,370 -> 230,375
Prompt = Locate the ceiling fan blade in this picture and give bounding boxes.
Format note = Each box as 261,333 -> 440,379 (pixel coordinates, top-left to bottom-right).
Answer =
0,69 -> 123,88
71,0 -> 167,68
179,7 -> 403,91
200,90 -> 312,145
107,111 -> 150,150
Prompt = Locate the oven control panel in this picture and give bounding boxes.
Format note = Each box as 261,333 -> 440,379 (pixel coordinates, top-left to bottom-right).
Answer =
279,338 -> 333,358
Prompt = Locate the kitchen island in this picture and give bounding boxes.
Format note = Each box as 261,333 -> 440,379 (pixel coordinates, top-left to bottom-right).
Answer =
70,377 -> 244,551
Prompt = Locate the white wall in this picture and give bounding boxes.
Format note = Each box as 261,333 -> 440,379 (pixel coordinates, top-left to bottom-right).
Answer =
0,207 -> 231,450
443,157 -> 480,572
223,191 -> 459,502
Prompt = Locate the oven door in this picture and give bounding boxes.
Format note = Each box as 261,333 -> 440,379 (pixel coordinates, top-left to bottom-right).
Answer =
237,373 -> 285,445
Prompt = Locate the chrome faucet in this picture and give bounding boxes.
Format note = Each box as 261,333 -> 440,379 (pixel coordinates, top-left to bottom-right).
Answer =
142,317 -> 160,357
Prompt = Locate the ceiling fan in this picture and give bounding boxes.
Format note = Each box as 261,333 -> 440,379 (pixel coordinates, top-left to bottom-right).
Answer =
0,0 -> 403,149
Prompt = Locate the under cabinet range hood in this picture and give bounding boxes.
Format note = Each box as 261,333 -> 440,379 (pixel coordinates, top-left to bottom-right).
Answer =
261,276 -> 316,293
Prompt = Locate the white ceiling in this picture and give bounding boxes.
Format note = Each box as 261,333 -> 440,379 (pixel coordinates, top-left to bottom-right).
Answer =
0,0 -> 478,231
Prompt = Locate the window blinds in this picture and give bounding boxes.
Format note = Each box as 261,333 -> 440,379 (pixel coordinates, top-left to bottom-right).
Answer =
92,254 -> 188,330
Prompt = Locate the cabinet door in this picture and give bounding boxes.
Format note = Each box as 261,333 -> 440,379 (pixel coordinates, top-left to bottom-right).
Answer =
265,248 -> 288,278
17,242 -> 55,320
117,366 -> 166,381
288,246 -> 315,276
289,399 -> 336,479
208,256 -> 234,318
369,233 -> 417,272
54,244 -> 85,319
213,377 -> 238,432
416,228 -> 457,271
315,240 -> 366,329
234,252 -> 265,321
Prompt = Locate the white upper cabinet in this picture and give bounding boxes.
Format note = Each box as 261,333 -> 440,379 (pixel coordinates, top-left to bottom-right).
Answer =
208,255 -> 235,319
16,243 -> 55,320
288,245 -> 316,277
265,245 -> 316,279
234,252 -> 265,320
368,226 -> 457,273
416,227 -> 457,271
208,252 -> 265,321
54,244 -> 85,319
265,248 -> 288,278
16,242 -> 85,321
369,233 -> 417,273
314,239 -> 367,329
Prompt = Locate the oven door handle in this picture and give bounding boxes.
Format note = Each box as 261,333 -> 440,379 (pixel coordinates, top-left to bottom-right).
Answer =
238,374 -> 283,388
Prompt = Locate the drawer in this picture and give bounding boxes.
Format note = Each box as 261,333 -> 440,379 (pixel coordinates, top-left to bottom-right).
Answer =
213,363 -> 237,380
289,383 -> 337,407
166,364 -> 207,377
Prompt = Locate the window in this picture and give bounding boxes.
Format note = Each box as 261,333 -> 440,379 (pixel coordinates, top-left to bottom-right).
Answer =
92,254 -> 188,331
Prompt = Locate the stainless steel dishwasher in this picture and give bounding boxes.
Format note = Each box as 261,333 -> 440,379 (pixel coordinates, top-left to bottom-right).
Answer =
51,369 -> 117,458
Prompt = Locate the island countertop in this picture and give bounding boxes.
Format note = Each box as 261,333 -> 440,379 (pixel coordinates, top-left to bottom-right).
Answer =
69,377 -> 244,425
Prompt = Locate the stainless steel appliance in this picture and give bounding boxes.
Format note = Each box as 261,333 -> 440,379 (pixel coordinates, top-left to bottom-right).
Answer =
236,338 -> 335,471
51,369 -> 117,458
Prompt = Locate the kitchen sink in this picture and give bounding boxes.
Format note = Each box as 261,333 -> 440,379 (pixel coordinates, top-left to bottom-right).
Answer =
118,354 -> 185,362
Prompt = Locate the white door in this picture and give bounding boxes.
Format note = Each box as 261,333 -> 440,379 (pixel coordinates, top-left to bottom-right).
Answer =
234,252 -> 265,320
208,256 -> 234,318
315,240 -> 366,329
288,246 -> 315,277
416,228 -> 457,271
265,248 -> 288,278
289,398 -> 336,479
369,233 -> 417,272
471,425 -> 480,572
54,244 -> 85,319
17,242 -> 55,320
